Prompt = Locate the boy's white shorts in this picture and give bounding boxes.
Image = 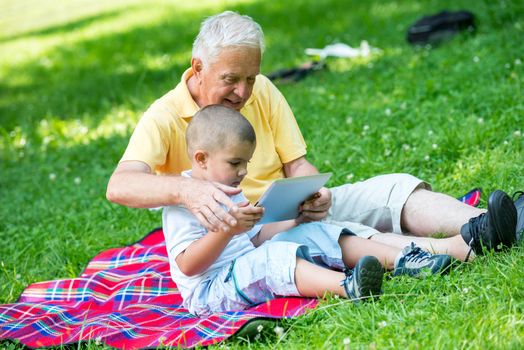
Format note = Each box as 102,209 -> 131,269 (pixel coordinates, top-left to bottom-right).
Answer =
188,223 -> 353,316
188,240 -> 310,316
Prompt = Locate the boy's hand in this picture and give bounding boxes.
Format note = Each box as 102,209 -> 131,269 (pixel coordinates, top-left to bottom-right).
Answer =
299,187 -> 332,222
228,201 -> 264,235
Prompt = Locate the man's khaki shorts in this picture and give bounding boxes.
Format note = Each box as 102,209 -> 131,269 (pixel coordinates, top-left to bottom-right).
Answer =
323,173 -> 430,238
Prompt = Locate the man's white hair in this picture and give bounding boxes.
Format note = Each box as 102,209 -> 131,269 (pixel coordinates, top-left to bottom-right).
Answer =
192,11 -> 265,66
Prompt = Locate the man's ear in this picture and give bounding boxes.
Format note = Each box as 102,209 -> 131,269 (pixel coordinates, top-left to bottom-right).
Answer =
194,150 -> 208,169
191,58 -> 204,79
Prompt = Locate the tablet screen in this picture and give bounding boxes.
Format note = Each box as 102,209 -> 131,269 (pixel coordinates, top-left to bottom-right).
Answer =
256,173 -> 332,224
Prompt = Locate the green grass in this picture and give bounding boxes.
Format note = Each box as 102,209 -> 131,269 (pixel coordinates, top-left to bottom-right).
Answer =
1,0 -> 523,349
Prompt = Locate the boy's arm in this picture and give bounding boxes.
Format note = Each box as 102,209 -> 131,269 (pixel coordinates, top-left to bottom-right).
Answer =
250,220 -> 298,247
176,203 -> 262,276
175,229 -> 235,276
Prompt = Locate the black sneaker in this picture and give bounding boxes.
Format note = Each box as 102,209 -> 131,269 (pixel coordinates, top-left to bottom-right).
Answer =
341,256 -> 384,302
513,191 -> 524,241
393,243 -> 452,277
460,190 -> 517,255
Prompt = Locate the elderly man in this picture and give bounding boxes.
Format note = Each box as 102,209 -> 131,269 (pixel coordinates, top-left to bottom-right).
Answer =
107,11 -> 517,263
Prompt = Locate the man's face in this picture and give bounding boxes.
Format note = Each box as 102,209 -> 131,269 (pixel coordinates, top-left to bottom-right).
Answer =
194,47 -> 261,111
203,141 -> 256,187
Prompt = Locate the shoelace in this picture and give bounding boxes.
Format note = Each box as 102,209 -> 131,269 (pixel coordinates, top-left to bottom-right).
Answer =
403,243 -> 431,263
343,267 -> 353,277
464,213 -> 489,262
340,268 -> 356,299
513,191 -> 524,201
466,212 -> 487,239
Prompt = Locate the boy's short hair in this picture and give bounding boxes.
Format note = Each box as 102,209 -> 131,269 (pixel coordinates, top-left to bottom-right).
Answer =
186,105 -> 256,157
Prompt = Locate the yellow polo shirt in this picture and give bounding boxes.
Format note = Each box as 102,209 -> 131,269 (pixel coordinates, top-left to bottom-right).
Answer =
120,68 -> 307,202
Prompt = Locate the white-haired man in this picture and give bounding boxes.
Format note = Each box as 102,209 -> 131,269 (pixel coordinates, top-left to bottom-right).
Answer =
107,11 -> 518,263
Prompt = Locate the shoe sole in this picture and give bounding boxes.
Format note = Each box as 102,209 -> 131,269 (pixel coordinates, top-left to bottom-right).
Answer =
488,190 -> 517,250
353,256 -> 384,299
432,255 -> 453,275
514,192 -> 524,238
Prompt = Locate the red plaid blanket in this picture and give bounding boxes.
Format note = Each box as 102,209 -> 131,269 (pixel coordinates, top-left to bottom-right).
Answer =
0,228 -> 317,349
0,190 -> 480,348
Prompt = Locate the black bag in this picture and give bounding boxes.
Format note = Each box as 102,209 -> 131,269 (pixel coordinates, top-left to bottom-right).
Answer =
407,10 -> 476,45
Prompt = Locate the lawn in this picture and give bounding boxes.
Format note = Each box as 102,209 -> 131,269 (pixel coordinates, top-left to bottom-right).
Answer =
1,0 -> 523,349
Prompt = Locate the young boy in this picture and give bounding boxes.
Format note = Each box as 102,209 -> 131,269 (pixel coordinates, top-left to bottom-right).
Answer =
163,105 -> 452,316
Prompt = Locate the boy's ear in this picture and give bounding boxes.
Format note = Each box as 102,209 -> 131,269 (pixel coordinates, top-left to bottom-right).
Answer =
194,150 -> 208,169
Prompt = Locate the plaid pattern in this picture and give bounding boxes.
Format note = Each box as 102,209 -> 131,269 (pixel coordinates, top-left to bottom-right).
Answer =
0,228 -> 317,349
0,190 -> 479,348
458,188 -> 481,207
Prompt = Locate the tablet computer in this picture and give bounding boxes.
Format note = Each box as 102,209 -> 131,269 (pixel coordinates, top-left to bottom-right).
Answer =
255,173 -> 332,224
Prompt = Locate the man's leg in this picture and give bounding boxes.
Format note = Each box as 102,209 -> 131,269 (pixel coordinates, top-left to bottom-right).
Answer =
327,174 -> 517,257
401,188 -> 484,237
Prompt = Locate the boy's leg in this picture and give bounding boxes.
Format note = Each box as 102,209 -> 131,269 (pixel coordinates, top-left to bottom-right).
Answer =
338,234 -> 399,269
294,257 -> 346,297
339,234 -> 452,276
369,232 -> 472,261
294,256 -> 384,301
205,241 -> 382,309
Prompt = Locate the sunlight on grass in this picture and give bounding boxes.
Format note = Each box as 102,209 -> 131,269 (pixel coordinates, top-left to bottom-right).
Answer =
0,0 -> 256,40
326,49 -> 385,73
142,50 -> 192,73
0,0 -> 144,39
1,108 -> 139,156
0,0 -> 258,155
0,0 -> 255,67
36,107 -> 140,149
1,5 -> 171,67
369,1 -> 422,18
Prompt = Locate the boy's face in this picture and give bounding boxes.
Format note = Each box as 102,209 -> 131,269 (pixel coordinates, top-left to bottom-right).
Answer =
201,140 -> 255,187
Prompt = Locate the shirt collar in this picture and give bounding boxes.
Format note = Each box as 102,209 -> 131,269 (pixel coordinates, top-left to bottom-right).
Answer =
181,169 -> 192,178
176,69 -> 200,119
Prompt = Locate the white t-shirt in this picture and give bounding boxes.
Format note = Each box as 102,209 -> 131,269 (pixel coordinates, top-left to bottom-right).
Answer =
162,170 -> 262,304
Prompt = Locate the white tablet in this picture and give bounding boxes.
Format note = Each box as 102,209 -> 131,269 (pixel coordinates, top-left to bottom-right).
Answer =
255,173 -> 332,224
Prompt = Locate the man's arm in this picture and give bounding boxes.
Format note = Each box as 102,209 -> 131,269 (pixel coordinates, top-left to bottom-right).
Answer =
106,160 -> 241,231
283,156 -> 332,221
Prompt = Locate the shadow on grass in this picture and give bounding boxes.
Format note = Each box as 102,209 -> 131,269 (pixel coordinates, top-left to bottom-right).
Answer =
0,0 -> 452,140
0,6 -> 140,44
0,0 -> 521,161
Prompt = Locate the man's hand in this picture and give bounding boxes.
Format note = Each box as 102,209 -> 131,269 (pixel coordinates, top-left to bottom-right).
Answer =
298,187 -> 332,222
283,156 -> 332,222
180,178 -> 242,232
